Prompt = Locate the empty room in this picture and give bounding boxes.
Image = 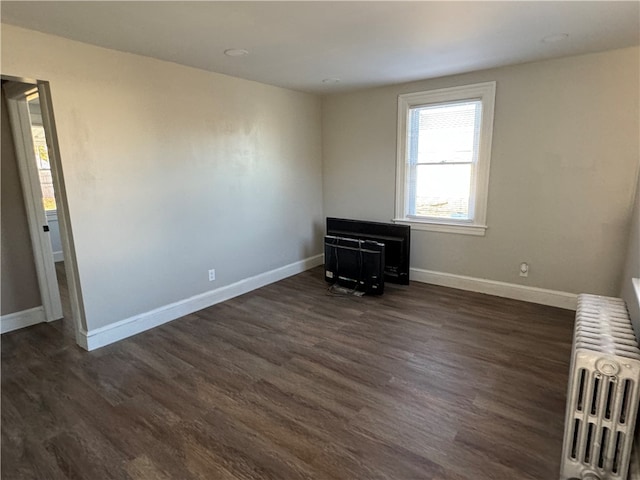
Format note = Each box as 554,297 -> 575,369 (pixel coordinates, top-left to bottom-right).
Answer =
1,2 -> 639,480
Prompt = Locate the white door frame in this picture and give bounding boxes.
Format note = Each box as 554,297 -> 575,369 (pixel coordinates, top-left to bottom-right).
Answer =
3,80 -> 63,323
37,80 -> 88,347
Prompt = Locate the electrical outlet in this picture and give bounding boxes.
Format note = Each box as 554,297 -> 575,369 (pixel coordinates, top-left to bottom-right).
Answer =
519,262 -> 529,277
208,269 -> 216,281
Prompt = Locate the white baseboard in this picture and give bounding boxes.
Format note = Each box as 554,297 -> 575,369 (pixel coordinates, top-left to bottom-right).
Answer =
53,251 -> 64,262
80,254 -> 324,351
410,267 -> 577,310
1,306 -> 46,334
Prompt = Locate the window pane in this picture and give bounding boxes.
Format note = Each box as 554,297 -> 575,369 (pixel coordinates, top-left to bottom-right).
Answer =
413,164 -> 471,219
31,125 -> 57,211
410,100 -> 481,164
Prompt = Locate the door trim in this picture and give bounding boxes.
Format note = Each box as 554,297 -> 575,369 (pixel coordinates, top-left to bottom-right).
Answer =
3,81 -> 63,322
37,80 -> 88,346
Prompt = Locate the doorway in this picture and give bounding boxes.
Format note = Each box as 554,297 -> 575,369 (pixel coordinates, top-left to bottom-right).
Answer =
27,92 -> 65,265
1,76 -> 85,346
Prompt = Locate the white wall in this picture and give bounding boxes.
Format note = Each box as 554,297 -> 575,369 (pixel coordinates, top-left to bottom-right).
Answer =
323,47 -> 640,297
1,24 -> 324,331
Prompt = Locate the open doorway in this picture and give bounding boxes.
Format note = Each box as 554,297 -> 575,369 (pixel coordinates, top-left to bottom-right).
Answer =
27,90 -> 74,336
27,92 -> 65,265
1,76 -> 85,346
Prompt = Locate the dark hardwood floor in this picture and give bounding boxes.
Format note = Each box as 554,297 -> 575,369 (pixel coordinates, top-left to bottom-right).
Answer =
1,264 -> 575,479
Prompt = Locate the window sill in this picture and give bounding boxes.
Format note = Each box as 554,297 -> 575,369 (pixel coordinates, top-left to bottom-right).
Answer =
392,218 -> 487,236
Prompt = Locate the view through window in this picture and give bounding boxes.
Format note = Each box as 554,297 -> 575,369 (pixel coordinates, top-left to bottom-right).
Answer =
28,96 -> 57,212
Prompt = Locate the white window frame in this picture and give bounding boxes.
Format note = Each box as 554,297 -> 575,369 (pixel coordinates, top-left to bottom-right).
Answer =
394,81 -> 496,236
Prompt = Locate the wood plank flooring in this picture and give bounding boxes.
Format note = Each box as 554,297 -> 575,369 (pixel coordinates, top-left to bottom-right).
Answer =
1,265 -> 575,479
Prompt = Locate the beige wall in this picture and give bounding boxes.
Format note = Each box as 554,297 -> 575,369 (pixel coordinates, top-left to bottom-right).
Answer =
1,90 -> 41,315
621,171 -> 640,335
323,47 -> 640,297
1,24 -> 324,330
2,22 -> 636,334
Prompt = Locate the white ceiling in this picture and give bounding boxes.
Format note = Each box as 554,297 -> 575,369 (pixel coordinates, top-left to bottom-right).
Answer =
2,1 -> 638,94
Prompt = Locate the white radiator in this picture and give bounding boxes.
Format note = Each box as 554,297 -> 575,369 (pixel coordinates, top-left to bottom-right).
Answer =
560,294 -> 640,480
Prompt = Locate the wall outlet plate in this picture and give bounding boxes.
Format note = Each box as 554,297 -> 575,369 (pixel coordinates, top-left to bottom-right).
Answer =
208,269 -> 216,281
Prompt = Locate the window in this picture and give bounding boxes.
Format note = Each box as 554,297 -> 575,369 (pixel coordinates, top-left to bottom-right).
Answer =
394,82 -> 496,235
